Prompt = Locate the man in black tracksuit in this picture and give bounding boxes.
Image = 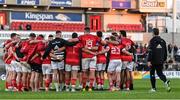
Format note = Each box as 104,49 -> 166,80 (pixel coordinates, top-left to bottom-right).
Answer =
147,28 -> 171,92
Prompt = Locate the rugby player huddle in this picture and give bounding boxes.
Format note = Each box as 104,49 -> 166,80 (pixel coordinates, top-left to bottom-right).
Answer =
3,27 -> 135,92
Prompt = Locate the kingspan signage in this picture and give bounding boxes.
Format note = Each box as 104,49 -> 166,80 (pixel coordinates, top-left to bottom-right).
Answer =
51,0 -> 72,7
17,0 -> 39,5
11,11 -> 82,22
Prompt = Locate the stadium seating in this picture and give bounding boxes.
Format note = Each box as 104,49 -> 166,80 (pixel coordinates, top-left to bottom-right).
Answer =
107,24 -> 145,32
11,22 -> 85,32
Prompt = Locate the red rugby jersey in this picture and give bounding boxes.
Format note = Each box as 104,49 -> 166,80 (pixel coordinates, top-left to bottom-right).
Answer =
65,43 -> 82,65
78,34 -> 100,58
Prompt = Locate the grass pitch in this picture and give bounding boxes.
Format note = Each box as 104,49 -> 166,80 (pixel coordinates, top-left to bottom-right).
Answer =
0,79 -> 179,99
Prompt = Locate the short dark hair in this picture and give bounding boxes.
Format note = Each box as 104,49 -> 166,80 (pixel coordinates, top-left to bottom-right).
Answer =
112,32 -> 118,37
120,30 -> 127,37
96,31 -> 103,38
48,34 -> 53,37
56,31 -> 62,34
84,27 -> 90,33
153,28 -> 159,35
29,33 -> 36,37
72,32 -> 78,38
38,34 -> 44,38
110,36 -> 116,41
10,33 -> 17,38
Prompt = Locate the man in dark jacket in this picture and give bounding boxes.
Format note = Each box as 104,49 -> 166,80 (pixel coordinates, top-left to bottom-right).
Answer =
147,28 -> 171,92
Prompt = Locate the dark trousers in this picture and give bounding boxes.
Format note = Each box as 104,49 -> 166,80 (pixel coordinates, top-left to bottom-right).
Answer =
150,64 -> 167,89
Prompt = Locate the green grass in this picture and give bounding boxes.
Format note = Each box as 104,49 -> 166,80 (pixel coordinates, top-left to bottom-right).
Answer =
0,79 -> 179,99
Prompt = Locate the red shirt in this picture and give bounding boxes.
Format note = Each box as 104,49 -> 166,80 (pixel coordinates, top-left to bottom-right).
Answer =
19,40 -> 29,62
4,39 -> 12,51
42,42 -> 51,64
65,43 -> 82,65
109,44 -> 123,60
97,45 -> 107,64
30,37 -> 45,64
78,34 -> 100,58
121,37 -> 134,61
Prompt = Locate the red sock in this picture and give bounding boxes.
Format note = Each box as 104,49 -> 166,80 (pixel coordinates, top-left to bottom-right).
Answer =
89,78 -> 94,88
82,77 -> 87,88
71,78 -> 77,86
5,81 -> 8,89
126,80 -> 130,88
109,81 -> 114,88
27,80 -> 30,89
17,81 -> 23,91
45,79 -> 51,88
65,79 -> 70,86
96,77 -> 101,85
100,79 -> 104,86
11,79 -> 17,88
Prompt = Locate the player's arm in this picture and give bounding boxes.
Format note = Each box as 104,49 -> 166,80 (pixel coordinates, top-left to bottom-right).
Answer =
58,46 -> 66,52
29,40 -> 46,44
68,38 -> 79,42
43,41 -> 54,59
98,46 -> 110,55
84,45 -> 99,51
122,48 -> 133,56
82,48 -> 96,55
106,40 -> 120,45
63,39 -> 77,46
5,40 -> 17,50
30,53 -> 39,61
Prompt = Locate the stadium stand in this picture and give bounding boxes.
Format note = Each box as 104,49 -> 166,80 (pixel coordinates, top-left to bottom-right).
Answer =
107,24 -> 144,32
11,22 -> 85,31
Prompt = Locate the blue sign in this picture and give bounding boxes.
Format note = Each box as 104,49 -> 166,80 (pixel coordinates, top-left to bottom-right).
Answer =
112,0 -> 131,9
51,0 -> 72,7
11,11 -> 82,22
17,0 -> 39,5
0,0 -> 5,3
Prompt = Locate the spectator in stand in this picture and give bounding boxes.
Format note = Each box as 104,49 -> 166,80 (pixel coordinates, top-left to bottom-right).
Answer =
4,25 -> 10,30
19,23 -> 24,30
174,45 -> 178,56
0,24 -> 4,30
168,43 -> 173,54
26,24 -> 32,30
139,43 -> 143,54
143,44 -> 148,54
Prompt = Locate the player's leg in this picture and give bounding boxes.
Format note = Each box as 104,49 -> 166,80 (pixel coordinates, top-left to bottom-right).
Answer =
115,60 -> 122,91
96,64 -> 102,90
150,65 -> 156,91
34,64 -> 42,92
100,64 -> 106,89
71,66 -> 80,92
88,57 -> 97,91
81,58 -> 89,91
10,61 -> 17,91
38,73 -> 43,90
30,71 -> 35,92
155,64 -> 171,92
65,64 -> 71,92
107,60 -> 116,91
124,62 -> 130,90
120,63 -> 126,90
51,61 -> 60,92
58,61 -> 65,92
128,62 -> 134,90
78,72 -> 83,89
16,62 -> 23,91
5,64 -> 12,91
42,64 -> 52,91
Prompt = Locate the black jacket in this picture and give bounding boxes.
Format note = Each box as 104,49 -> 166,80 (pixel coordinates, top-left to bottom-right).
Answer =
148,36 -> 167,65
43,37 -> 75,59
